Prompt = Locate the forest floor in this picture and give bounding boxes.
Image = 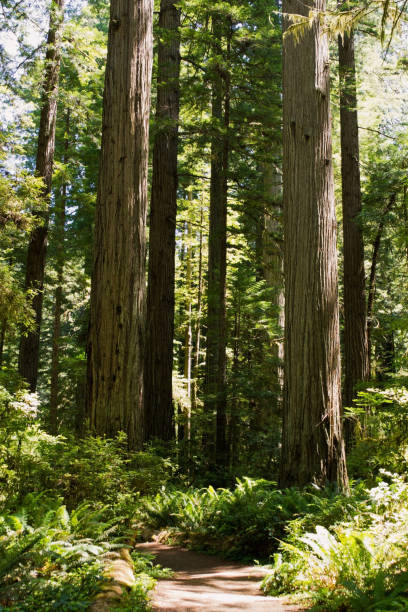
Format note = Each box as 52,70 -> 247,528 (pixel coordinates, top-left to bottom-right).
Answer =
135,541 -> 303,611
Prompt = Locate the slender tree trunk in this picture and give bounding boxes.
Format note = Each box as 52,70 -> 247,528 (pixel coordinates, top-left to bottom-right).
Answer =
183,222 -> 193,400
191,206 -> 203,413
0,319 -> 6,368
262,163 -> 284,416
367,193 -> 395,374
280,0 -> 348,490
144,0 -> 180,442
49,112 -> 69,433
18,0 -> 65,391
229,300 -> 240,469
338,31 -> 369,426
183,215 -> 193,459
85,0 -> 153,449
205,15 -> 230,469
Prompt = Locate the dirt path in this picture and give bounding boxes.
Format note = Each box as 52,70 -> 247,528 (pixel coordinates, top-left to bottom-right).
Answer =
135,541 -> 302,611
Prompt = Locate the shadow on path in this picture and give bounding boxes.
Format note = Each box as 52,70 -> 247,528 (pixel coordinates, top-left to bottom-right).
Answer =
135,541 -> 303,611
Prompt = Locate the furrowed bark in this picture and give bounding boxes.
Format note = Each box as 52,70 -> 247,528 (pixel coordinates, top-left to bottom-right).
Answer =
338,30 -> 369,433
144,0 -> 180,442
85,0 -> 153,449
280,0 -> 348,490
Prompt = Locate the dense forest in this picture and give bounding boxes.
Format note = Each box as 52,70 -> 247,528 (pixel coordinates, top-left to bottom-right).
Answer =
1,0 -> 408,609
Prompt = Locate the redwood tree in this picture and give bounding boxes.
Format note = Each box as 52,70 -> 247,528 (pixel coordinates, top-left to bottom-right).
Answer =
18,0 -> 65,391
338,29 -> 369,421
85,0 -> 153,449
204,14 -> 230,468
279,0 -> 348,489
144,0 -> 180,442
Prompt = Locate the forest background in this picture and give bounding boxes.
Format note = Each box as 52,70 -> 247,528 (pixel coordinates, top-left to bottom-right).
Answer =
2,0 -> 408,610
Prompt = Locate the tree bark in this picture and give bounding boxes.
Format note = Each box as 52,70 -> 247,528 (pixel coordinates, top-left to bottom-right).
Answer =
18,0 -> 65,391
49,112 -> 69,434
279,0 -> 348,490
144,0 -> 180,442
262,163 -> 284,416
85,0 -> 153,449
204,15 -> 230,469
338,30 -> 369,422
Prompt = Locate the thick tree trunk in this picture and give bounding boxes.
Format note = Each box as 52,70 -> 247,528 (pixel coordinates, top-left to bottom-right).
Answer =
338,31 -> 369,423
205,15 -> 230,469
279,0 -> 348,490
144,0 -> 180,442
18,0 -> 65,391
366,193 -> 395,374
85,0 -> 153,449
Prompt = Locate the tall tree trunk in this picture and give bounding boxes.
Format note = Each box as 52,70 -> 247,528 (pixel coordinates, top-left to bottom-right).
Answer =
191,205 -> 203,414
229,299 -> 240,469
0,319 -> 6,368
18,0 -> 65,391
262,162 -> 284,417
183,215 -> 193,461
144,0 -> 180,442
279,0 -> 348,490
205,15 -> 230,469
85,0 -> 153,449
338,30 -> 369,425
49,112 -> 69,434
366,193 -> 395,374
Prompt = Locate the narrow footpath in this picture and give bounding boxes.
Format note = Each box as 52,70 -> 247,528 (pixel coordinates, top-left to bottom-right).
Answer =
136,541 -> 302,612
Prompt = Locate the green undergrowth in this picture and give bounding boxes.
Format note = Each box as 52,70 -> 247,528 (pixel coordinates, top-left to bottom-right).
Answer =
0,499 -> 171,612
0,500 -> 166,611
137,475 -> 408,610
3,382 -> 408,611
0,385 -> 174,611
261,472 -> 408,611
135,477 -> 368,562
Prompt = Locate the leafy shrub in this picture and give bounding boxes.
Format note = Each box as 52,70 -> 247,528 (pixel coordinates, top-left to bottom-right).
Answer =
137,478 -> 362,561
0,501 -> 111,610
0,497 -> 170,611
347,386 -> 408,481
0,385 -> 174,514
262,473 -> 408,611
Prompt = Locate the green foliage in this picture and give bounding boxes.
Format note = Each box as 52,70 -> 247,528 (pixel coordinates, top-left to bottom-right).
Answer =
0,500 -> 164,611
0,388 -> 173,610
347,386 -> 408,480
0,501 -> 109,610
0,385 -> 173,513
136,477 -> 363,562
262,473 -> 408,610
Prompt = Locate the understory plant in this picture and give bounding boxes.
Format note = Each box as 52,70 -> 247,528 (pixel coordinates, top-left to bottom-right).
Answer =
0,385 -> 174,514
262,473 -> 408,611
136,477 -> 367,561
0,386 -> 174,610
